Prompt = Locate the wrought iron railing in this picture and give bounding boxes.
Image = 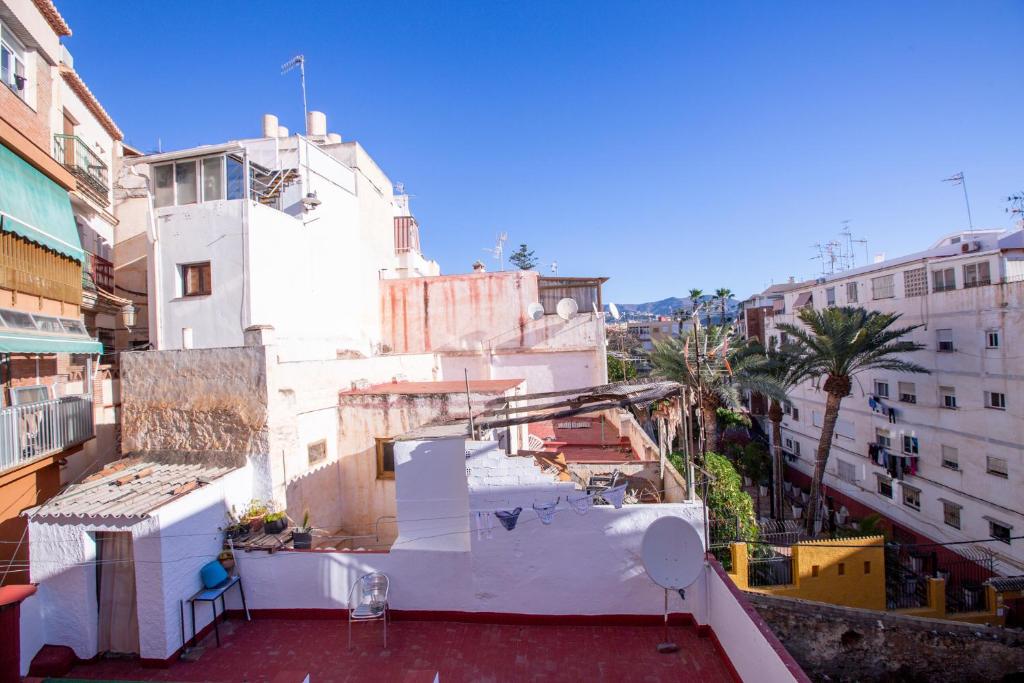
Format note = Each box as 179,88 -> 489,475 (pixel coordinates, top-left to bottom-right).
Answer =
53,134 -> 109,200
0,395 -> 93,471
82,251 -> 114,292
748,553 -> 794,587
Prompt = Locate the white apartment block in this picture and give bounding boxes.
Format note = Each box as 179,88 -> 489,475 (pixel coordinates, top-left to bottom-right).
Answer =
762,229 -> 1024,574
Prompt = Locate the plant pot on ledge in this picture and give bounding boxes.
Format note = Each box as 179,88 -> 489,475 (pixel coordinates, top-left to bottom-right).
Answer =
264,515 -> 288,535
292,529 -> 313,549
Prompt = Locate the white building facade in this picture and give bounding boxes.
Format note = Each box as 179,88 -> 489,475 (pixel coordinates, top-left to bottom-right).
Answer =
763,230 -> 1024,574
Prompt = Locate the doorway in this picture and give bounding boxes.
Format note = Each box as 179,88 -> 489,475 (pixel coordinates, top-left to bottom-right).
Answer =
94,531 -> 140,655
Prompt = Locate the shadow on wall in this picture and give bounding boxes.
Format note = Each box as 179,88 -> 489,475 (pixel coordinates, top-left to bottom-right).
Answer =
285,459 -> 345,534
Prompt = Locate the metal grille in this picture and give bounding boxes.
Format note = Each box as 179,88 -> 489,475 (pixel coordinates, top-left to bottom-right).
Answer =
0,395 -> 94,471
903,267 -> 927,297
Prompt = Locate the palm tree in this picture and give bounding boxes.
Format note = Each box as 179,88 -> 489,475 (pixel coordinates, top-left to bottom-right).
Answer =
649,325 -> 781,456
778,307 -> 928,534
688,289 -> 704,325
715,288 -> 733,325
760,338 -> 811,520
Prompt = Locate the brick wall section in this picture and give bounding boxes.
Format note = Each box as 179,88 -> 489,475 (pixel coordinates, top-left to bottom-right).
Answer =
747,592 -> 1024,682
0,60 -> 52,152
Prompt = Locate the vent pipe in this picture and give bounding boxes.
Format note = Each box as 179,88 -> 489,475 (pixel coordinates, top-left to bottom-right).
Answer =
262,114 -> 279,138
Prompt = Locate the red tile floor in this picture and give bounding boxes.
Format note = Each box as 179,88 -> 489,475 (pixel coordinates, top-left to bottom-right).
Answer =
55,617 -> 736,682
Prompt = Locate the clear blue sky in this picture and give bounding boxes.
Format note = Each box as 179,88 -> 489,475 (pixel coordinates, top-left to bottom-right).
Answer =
61,1 -> 1023,303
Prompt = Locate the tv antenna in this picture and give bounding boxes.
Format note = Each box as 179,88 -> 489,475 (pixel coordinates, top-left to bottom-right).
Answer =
482,232 -> 508,271
641,516 -> 705,654
282,55 -> 320,213
550,260 -> 558,276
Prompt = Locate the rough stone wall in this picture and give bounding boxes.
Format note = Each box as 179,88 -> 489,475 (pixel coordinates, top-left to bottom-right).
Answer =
747,592 -> 1024,682
119,347 -> 270,456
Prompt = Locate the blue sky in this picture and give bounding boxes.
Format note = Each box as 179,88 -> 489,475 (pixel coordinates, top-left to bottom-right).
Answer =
61,1 -> 1023,303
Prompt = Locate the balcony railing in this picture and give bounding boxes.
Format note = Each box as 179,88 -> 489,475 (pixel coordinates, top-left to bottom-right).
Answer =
0,395 -> 93,471
53,134 -> 110,200
394,216 -> 421,254
82,251 -> 114,292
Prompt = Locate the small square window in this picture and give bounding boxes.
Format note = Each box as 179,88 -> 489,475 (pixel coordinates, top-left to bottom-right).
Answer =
898,382 -> 916,404
792,441 -> 801,456
872,274 -> 895,300
986,329 -> 1000,349
989,520 -> 1012,544
941,445 -> 959,471
902,434 -> 919,455
825,287 -> 836,307
963,262 -> 991,288
943,501 -> 961,529
181,262 -> 212,297
811,565 -> 820,578
791,406 -> 800,422
902,486 -> 920,510
986,455 -> 1008,479
936,329 -> 954,352
863,561 -> 871,575
877,476 -> 893,499
874,380 -> 889,399
940,386 -> 957,410
837,562 -> 846,576
875,429 -> 891,449
307,440 -> 327,466
932,268 -> 955,292
846,282 -> 858,303
986,391 -> 1006,410
376,438 -> 396,479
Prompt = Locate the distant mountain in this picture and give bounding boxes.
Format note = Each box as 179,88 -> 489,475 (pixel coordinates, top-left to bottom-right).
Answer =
605,296 -> 739,321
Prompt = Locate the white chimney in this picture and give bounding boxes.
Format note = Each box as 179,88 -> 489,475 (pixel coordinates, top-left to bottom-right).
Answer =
277,125 -> 289,138
307,110 -> 327,137
326,133 -> 342,144
262,114 -> 279,138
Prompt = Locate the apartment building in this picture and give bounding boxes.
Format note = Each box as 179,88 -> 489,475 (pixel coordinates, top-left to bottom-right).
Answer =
760,229 -> 1024,574
0,0 -> 114,583
626,316 -> 678,351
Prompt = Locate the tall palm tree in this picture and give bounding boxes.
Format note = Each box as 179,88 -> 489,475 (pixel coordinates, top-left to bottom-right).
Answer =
760,339 -> 811,520
715,288 -> 734,325
688,289 -> 704,325
649,325 -> 781,456
778,307 -> 928,534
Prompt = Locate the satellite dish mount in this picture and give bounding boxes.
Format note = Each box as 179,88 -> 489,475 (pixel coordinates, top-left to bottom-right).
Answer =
641,516 -> 704,654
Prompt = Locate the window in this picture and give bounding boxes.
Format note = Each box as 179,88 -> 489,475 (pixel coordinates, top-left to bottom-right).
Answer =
791,406 -> 800,422
11,385 -> 49,405
153,164 -> 174,208
875,429 -> 892,449
180,262 -> 212,297
792,441 -> 801,456
846,282 -> 858,303
871,274 -> 894,300
838,563 -> 846,576
936,329 -> 954,352
874,380 -> 890,399
942,501 -> 961,529
898,382 -> 916,404
940,386 -> 957,410
782,402 -> 791,416
902,486 -> 921,511
985,391 -> 1006,410
175,160 -> 198,205
941,445 -> 959,471
226,156 -> 246,199
376,438 -> 396,479
986,329 -> 1000,349
876,475 -> 893,499
932,268 -> 955,292
825,287 -> 836,307
963,261 -> 991,288
989,519 -> 1012,544
838,460 -> 856,483
986,455 -> 1008,478
307,440 -> 327,466
863,561 -> 872,575
902,434 -> 919,455
903,267 -> 927,297
202,156 -> 224,201
0,22 -> 27,100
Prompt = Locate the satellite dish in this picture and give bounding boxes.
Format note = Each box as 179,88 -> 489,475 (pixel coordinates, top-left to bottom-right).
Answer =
641,516 -> 704,654
609,302 -> 621,320
556,298 -> 579,321
641,516 -> 704,590
527,302 -> 545,321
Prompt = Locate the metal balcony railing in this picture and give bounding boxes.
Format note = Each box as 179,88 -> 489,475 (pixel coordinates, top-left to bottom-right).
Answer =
82,251 -> 114,292
0,395 -> 93,471
394,216 -> 421,254
53,134 -> 110,200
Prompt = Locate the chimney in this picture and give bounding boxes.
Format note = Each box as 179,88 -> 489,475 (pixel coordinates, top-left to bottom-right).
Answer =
307,111 -> 327,137
262,114 -> 279,138
277,125 -> 289,138
472,260 -> 487,273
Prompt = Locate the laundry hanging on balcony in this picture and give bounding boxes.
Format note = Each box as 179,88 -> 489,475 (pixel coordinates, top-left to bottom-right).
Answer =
474,511 -> 494,540
532,498 -> 560,525
568,492 -> 594,515
602,483 -> 628,510
495,507 -> 522,531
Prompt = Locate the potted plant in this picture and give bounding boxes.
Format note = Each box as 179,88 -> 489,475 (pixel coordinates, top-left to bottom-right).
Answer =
264,510 -> 288,535
292,509 -> 313,550
218,550 -> 235,573
243,499 -> 269,533
223,508 -> 250,540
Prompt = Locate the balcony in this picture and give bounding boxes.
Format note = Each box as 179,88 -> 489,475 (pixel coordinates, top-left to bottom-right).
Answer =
394,216 -> 420,254
53,134 -> 110,202
0,395 -> 94,471
82,251 -> 114,292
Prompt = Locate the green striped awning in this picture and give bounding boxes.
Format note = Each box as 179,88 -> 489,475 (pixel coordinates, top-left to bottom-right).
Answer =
0,143 -> 83,261
0,331 -> 102,354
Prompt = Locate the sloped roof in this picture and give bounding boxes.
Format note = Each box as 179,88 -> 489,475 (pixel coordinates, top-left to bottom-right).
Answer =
59,66 -> 123,141
30,457 -> 236,520
31,0 -> 71,37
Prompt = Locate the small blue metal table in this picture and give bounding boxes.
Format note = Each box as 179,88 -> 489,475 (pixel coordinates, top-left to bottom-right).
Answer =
188,574 -> 249,647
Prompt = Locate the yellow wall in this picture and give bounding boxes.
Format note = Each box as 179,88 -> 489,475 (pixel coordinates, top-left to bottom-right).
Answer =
729,535 -> 886,611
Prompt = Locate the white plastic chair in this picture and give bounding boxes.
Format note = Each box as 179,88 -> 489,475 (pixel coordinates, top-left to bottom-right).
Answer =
347,572 -> 390,649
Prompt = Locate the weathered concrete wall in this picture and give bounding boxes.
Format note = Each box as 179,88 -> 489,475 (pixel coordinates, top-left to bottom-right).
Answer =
748,592 -> 1024,682
120,347 -> 270,456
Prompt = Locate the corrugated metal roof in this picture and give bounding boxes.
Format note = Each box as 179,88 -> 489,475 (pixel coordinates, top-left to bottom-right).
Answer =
30,459 -> 235,520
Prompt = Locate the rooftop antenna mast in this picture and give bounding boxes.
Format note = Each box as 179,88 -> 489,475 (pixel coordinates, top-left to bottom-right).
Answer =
550,260 -> 558,276
282,55 -> 320,214
481,232 -> 508,271
942,172 -> 974,232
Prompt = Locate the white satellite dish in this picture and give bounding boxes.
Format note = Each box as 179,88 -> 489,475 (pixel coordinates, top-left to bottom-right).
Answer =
556,297 -> 579,321
609,302 -> 621,320
527,302 -> 545,321
641,516 -> 704,654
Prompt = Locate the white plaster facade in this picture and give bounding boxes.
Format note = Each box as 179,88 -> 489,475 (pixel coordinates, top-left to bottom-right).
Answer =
761,230 -> 1024,574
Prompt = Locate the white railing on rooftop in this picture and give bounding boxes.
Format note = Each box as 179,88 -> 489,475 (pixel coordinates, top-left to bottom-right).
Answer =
0,396 -> 93,471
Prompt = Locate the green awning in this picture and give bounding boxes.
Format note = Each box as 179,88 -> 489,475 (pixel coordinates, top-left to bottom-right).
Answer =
0,331 -> 102,354
0,143 -> 83,262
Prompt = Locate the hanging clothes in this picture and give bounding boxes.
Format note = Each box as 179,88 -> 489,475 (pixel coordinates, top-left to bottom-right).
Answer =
868,443 -> 879,462
533,498 -> 560,525
568,492 -> 593,515
495,507 -> 523,531
868,397 -> 878,412
474,511 -> 495,540
603,483 -> 628,510
888,407 -> 897,424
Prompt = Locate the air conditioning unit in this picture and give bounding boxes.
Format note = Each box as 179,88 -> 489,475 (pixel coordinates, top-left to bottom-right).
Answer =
961,241 -> 982,253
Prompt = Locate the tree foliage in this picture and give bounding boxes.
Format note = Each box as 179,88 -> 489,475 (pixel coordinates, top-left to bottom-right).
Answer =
607,354 -> 637,381
703,451 -> 759,543
508,243 -> 538,270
